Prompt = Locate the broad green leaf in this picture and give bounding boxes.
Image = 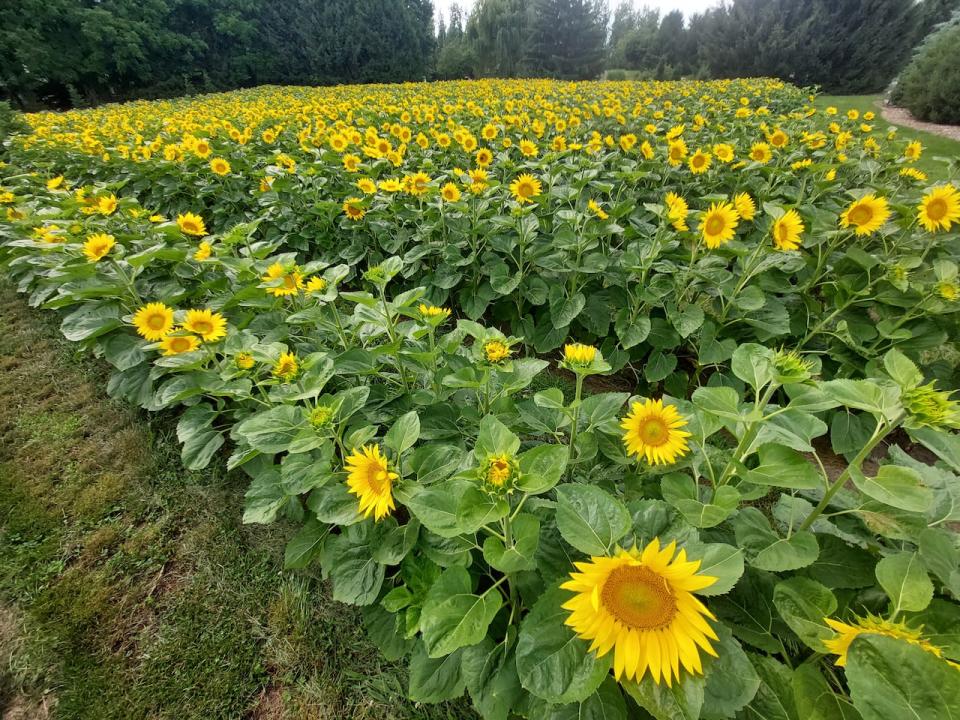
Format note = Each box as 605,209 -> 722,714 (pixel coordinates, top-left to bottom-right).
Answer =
323,528 -> 384,606
908,426 -> 960,474
462,640 -> 523,720
883,348 -> 923,388
703,625 -> 761,719
233,405 -> 306,454
661,474 -> 739,528
621,672 -> 704,720
686,542 -> 745,596
283,517 -> 329,569
691,385 -> 743,421
846,635 -> 960,720
851,464 -> 932,512
483,513 -> 540,573
407,641 -> 466,703
100,332 -> 146,370
918,528 -> 960,597
420,566 -> 503,658
400,480 -> 471,538
385,410 -> 420,454
772,578 -> 837,651
875,552 -> 933,614
475,414 -> 521,458
555,483 -> 631,555
516,444 -> 568,494
516,586 -> 611,704
734,507 -> 819,572
744,444 -> 822,489
742,654 -> 798,720
176,403 -> 225,470
819,379 -> 901,421
791,663 -> 862,720
539,677 -> 627,720
60,302 -> 122,341
731,343 -> 775,394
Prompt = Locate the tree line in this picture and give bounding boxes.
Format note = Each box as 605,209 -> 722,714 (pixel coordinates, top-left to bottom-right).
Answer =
1,0 -> 958,110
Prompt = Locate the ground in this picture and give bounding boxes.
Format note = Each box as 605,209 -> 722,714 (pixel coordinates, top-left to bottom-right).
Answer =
815,95 -> 960,182
0,283 -> 473,720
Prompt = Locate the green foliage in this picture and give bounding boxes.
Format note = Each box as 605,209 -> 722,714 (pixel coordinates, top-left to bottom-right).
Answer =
892,11 -> 960,124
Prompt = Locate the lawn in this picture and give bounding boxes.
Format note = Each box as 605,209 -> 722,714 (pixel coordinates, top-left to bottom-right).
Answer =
816,94 -> 960,182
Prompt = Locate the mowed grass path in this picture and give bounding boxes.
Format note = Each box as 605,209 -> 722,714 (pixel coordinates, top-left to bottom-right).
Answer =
0,284 -> 473,720
816,94 -> 960,182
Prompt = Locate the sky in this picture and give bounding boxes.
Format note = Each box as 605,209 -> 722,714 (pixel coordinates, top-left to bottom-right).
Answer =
434,0 -> 723,25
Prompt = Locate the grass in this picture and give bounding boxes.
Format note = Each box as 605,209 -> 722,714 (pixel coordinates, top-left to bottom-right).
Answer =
815,94 -> 960,182
0,284 -> 474,719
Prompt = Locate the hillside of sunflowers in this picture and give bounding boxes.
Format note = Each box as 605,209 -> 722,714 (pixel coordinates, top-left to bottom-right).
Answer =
1,77 -> 960,719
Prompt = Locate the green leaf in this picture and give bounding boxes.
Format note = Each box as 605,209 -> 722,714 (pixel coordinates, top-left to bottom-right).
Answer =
233,405 -> 306,454
100,332 -> 146,370
744,444 -> 822,489
734,507 -> 819,572
420,566 -> 503,658
851,464 -> 932,512
323,526 -> 385,606
385,410 -> 420,455
807,535 -> 877,589
692,385 -> 743,421
819,379 -> 901,421
462,640 -> 523,720
686,542 -> 745,596
242,469 -> 287,524
615,310 -> 651,349
400,481 -> 469,538
306,482 -> 363,525
483,513 -> 540,573
875,552 -> 933,614
731,343 -> 776,394
407,641 -> 466,703
703,625 -> 761,719
407,444 -> 465,485
555,483 -> 631,556
908,426 -> 960,474
516,586 -> 611,704
456,485 -> 509,532
743,654 -> 798,720
176,403 -> 224,470
539,677 -> 628,720
645,350 -> 678,383
670,303 -> 705,339
661,474 -> 739,528
883,349 -> 923,389
791,663 -> 861,720
772,578 -> 837,651
283,517 -> 329,569
846,635 -> 960,720
475,414 -> 521,458
517,444 -> 568,494
60,302 -> 122,341
621,672 -> 704,720
919,528 -> 960,597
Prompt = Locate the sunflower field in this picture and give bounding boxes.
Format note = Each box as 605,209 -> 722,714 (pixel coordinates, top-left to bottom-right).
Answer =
1,78 -> 960,719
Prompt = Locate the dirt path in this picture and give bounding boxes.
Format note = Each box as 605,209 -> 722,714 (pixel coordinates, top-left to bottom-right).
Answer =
877,101 -> 960,142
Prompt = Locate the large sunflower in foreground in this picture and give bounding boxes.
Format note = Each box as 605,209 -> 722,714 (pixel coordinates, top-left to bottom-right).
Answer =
509,174 -> 542,204
840,194 -> 890,236
561,539 -> 719,686
917,185 -> 960,233
823,615 -> 948,668
345,444 -> 397,521
133,302 -> 175,341
699,201 -> 740,249
620,398 -> 691,465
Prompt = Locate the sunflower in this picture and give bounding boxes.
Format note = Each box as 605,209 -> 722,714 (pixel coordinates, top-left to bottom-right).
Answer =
483,339 -> 512,364
688,150 -> 712,174
210,157 -> 231,175
900,167 -> 927,182
132,302 -> 175,341
262,262 -> 304,297
418,303 -> 451,323
306,276 -> 328,293
749,142 -> 772,164
768,129 -> 789,148
403,172 -> 431,196
177,212 -> 207,237
235,351 -> 255,370
440,182 -> 462,203
667,138 -> 688,167
356,177 -> 376,194
83,233 -> 115,262
182,309 -> 227,342
345,444 -> 397,521
98,194 -> 118,215
194,242 -> 212,261
46,175 -> 64,190
563,343 -> 597,367
824,615 -> 946,667
272,351 -> 299,381
342,197 -> 365,221
519,139 -> 539,157
343,154 -> 361,172
159,334 -> 201,356
509,174 -> 542,204
588,199 -> 609,220
904,140 -> 923,162
772,209 -> 805,251
713,143 -> 734,163
620,398 -> 691,465
733,192 -> 756,221
561,538 -> 719,687
840,194 -> 890,236
665,193 -> 689,231
917,185 -> 960,233
699,202 -> 740,249
475,148 -> 493,167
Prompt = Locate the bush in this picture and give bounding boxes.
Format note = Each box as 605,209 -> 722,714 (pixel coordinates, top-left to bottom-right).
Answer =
893,13 -> 960,124
0,101 -> 27,152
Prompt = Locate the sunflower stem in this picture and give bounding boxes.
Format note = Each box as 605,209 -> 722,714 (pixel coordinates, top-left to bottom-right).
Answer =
566,374 -> 585,480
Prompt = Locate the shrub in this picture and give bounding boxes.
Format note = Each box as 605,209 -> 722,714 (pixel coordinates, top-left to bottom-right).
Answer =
0,101 -> 27,152
893,12 -> 960,124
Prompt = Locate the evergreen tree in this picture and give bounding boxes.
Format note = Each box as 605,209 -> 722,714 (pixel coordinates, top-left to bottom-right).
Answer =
526,0 -> 609,80
466,0 -> 531,77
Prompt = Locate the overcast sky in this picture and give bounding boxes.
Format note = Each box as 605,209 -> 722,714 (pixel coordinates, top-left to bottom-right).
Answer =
434,0 -> 724,25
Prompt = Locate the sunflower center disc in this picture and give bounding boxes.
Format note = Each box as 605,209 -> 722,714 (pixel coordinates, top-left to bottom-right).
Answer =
640,418 -> 669,446
705,216 -> 725,236
602,565 -> 677,629
927,199 -> 947,221
147,314 -> 166,330
849,205 -> 873,225
193,320 -> 213,334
